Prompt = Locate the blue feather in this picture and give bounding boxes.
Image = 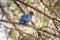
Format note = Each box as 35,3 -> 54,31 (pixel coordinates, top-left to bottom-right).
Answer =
18,14 -> 32,25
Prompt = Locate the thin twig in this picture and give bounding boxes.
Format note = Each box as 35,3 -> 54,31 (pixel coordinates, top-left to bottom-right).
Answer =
13,0 -> 25,13
16,0 -> 60,22
13,0 -> 36,27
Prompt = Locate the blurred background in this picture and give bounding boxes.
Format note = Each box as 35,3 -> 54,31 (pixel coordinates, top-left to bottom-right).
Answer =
0,0 -> 60,40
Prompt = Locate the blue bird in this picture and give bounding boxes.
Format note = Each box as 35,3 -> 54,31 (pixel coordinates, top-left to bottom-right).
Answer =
18,11 -> 34,25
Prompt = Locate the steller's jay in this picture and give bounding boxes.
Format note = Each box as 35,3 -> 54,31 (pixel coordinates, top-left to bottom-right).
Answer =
18,11 -> 34,25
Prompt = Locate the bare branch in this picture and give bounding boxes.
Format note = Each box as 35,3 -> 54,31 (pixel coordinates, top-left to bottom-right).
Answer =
13,0 -> 36,27
0,4 -> 11,20
16,0 -> 60,22
13,0 -> 25,13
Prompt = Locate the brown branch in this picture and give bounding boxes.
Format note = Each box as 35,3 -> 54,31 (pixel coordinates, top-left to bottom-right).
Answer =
6,24 -> 38,40
53,20 -> 58,30
0,4 -> 5,18
1,0 -> 60,39
0,20 -> 38,40
1,0 -> 38,38
0,4 -> 11,20
12,24 -> 27,40
0,19 -> 17,24
38,31 -> 46,40
40,0 -> 60,19
40,0 -> 50,9
0,19 -> 60,38
39,25 -> 60,36
40,0 -> 60,36
52,20 -> 60,35
0,7 -> 37,38
41,30 -> 60,38
16,0 -> 60,22
13,0 -> 36,27
21,24 -> 60,38
13,0 -> 25,13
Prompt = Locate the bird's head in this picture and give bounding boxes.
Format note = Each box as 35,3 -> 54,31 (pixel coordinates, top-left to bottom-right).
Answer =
29,11 -> 34,16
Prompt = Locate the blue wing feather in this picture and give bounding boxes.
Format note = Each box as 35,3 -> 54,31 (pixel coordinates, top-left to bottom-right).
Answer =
18,14 -> 32,24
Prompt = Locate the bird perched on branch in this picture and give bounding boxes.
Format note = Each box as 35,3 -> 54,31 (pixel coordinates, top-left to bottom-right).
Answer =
18,11 -> 34,25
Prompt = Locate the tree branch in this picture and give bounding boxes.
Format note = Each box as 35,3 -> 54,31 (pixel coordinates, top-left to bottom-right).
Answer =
16,0 -> 60,22
13,0 -> 25,13
13,0 -> 36,27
